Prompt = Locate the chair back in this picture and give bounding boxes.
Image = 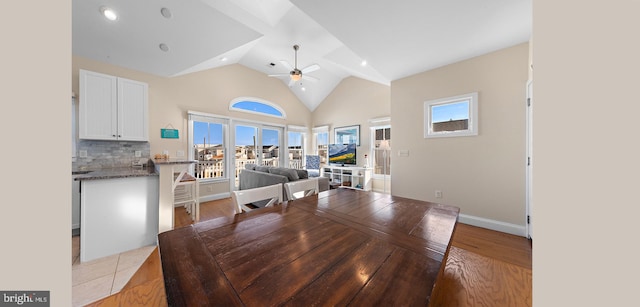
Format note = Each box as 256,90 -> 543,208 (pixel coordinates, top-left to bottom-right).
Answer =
231,183 -> 282,214
284,178 -> 319,200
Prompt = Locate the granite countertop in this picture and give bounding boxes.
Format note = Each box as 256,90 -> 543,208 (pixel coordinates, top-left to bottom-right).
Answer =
73,166 -> 158,181
152,158 -> 198,165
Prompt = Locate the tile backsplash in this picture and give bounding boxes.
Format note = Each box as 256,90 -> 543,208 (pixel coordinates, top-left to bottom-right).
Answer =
73,140 -> 151,169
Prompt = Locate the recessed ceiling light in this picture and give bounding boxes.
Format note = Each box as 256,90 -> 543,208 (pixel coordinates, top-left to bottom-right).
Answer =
301,87 -> 306,91
361,60 -> 367,67
160,7 -> 172,19
100,6 -> 118,21
220,57 -> 228,62
159,43 -> 169,52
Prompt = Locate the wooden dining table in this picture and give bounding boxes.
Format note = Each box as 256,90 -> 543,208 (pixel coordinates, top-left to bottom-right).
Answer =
158,188 -> 460,306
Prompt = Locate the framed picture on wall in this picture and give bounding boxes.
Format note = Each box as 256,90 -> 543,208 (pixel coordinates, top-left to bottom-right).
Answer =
334,125 -> 360,146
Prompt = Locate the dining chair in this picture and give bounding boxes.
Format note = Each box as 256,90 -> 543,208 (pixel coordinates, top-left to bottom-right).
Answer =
173,171 -> 200,222
284,177 -> 319,200
305,155 -> 321,177
231,183 -> 283,214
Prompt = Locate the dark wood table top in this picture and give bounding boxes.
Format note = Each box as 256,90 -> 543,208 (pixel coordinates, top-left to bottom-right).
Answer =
158,188 -> 459,306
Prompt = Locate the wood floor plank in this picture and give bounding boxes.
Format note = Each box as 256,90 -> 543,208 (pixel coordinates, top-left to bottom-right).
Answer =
428,246 -> 532,307
238,227 -> 370,306
350,248 -> 442,306
451,223 -> 532,268
282,237 -> 397,307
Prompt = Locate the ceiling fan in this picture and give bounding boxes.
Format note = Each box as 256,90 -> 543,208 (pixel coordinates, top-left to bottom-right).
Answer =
269,44 -> 320,87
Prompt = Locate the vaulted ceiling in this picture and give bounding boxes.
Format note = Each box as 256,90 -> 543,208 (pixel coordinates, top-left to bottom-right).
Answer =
72,0 -> 531,111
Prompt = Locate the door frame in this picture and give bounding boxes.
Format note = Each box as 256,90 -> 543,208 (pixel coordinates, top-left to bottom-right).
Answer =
526,80 -> 533,239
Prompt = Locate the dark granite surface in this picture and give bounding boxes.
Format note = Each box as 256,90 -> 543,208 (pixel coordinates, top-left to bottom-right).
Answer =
72,166 -> 158,181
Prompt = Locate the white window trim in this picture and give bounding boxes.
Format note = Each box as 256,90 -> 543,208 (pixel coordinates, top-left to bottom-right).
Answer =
229,96 -> 287,119
188,111 -> 230,183
424,92 -> 478,138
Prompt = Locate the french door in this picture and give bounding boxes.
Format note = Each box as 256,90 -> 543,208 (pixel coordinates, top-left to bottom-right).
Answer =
231,121 -> 283,190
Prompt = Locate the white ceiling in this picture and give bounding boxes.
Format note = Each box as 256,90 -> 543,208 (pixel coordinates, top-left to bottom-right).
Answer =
72,0 -> 531,111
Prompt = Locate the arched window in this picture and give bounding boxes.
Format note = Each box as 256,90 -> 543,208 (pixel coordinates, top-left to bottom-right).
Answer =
229,97 -> 286,119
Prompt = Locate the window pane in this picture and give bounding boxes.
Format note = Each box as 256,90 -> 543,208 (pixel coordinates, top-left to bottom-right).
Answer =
262,128 -> 279,167
316,132 -> 328,166
373,127 -> 391,176
288,132 -> 303,169
193,121 -> 225,179
231,100 -> 283,117
431,100 -> 470,132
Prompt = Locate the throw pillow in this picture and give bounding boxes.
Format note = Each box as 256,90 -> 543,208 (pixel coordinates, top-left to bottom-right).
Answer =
296,169 -> 309,179
245,163 -> 257,170
269,167 -> 300,181
255,165 -> 271,173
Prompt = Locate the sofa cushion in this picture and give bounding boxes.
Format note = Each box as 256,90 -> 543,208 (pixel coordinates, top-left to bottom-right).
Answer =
296,169 -> 309,179
269,167 -> 299,181
245,164 -> 257,170
255,165 -> 271,173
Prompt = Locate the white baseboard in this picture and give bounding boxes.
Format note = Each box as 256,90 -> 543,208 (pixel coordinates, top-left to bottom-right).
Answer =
200,192 -> 231,203
458,213 -> 527,237
173,192 -> 231,207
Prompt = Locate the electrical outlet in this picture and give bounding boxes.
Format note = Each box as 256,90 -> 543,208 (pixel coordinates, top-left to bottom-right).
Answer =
134,151 -> 141,157
435,190 -> 442,198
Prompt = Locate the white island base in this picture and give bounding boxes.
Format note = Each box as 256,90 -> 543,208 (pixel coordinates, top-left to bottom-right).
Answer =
80,176 -> 159,262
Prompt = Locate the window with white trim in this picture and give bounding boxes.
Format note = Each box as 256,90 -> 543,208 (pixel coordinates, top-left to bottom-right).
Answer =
313,126 -> 329,166
188,112 -> 229,181
229,97 -> 286,119
373,126 -> 391,176
287,125 -> 307,170
424,92 -> 478,138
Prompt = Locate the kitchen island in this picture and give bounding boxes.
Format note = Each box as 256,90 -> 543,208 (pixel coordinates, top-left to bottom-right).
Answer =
74,166 -> 158,262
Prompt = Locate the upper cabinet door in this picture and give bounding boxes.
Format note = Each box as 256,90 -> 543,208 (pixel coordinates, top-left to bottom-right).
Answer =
117,77 -> 148,141
79,69 -> 118,140
79,69 -> 148,141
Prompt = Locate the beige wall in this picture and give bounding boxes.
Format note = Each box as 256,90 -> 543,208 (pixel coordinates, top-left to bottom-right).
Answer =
390,43 -> 529,226
311,76 -> 391,164
72,56 -> 312,195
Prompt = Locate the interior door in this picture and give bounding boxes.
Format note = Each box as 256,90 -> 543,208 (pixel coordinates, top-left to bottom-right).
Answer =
526,80 -> 533,239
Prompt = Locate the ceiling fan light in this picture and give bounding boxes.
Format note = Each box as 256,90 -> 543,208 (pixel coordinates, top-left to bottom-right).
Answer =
291,74 -> 302,81
100,6 -> 118,21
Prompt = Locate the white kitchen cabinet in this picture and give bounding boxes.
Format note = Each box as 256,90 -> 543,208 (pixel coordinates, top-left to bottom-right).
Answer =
79,69 -> 148,141
80,176 -> 159,262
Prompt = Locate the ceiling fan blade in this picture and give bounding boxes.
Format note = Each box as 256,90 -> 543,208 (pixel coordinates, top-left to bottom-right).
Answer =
301,64 -> 320,74
268,73 -> 289,77
279,60 -> 294,71
302,75 -> 319,82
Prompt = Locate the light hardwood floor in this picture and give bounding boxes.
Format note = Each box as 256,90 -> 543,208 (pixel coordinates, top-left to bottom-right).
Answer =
88,197 -> 532,307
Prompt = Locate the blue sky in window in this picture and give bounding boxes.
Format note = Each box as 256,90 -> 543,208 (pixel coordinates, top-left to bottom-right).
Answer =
432,100 -> 469,123
233,101 -> 283,116
194,122 -> 223,145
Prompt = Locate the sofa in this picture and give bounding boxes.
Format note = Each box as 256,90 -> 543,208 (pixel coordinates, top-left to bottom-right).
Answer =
239,164 -> 329,202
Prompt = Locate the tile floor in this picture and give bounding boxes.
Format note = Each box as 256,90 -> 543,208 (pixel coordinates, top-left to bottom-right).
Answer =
71,235 -> 156,307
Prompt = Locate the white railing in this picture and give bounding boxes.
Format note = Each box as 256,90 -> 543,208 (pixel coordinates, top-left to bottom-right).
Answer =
195,158 -> 302,180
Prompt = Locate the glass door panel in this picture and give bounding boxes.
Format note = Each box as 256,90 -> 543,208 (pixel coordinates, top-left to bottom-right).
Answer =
234,125 -> 258,189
